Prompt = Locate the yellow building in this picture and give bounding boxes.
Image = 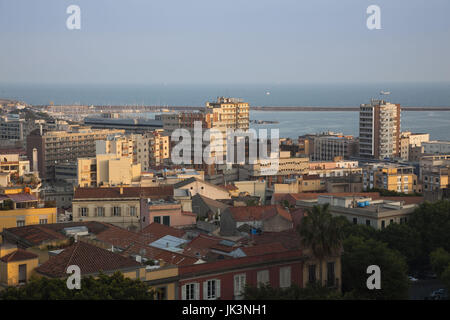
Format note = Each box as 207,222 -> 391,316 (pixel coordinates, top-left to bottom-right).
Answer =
0,244 -> 39,286
77,154 -> 141,187
363,164 -> 420,194
0,187 -> 57,240
145,265 -> 179,300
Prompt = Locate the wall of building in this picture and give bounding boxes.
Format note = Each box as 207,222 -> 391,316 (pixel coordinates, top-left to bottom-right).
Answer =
0,207 -> 57,238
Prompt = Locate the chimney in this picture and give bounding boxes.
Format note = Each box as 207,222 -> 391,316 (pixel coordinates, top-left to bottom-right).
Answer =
119,187 -> 123,195
39,123 -> 43,136
32,148 -> 38,173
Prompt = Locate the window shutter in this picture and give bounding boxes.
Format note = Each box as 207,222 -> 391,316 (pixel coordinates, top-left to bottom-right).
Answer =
127,206 -> 130,215
203,281 -> 208,300
78,207 -> 81,216
195,283 -> 200,300
110,207 -> 114,215
181,285 -> 186,300
94,207 -> 98,216
216,279 -> 221,299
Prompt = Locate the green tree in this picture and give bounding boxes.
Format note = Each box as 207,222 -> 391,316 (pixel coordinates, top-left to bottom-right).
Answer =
243,283 -> 341,300
377,223 -> 423,270
408,201 -> 450,264
430,248 -> 450,277
0,272 -> 154,300
297,204 -> 345,285
342,236 -> 409,300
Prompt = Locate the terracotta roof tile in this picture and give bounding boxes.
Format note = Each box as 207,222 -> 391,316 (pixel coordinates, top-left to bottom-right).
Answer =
0,249 -> 38,262
241,242 -> 288,256
35,241 -> 141,278
229,205 -> 291,222
139,222 -> 186,241
73,186 -> 174,200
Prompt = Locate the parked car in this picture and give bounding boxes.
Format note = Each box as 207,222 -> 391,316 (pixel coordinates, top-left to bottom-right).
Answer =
408,275 -> 419,282
430,289 -> 448,300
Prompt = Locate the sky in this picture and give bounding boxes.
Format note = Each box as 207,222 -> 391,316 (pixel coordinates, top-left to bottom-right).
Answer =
0,0 -> 449,85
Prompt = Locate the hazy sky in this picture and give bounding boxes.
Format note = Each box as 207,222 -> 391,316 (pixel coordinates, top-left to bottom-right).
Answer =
0,0 -> 449,85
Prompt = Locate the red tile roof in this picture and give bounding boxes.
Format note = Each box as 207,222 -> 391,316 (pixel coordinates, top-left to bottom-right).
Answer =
2,225 -> 67,246
6,193 -> 38,203
228,205 -> 291,222
241,242 -> 288,257
0,249 -> 38,263
35,241 -> 141,278
139,222 -> 186,241
249,230 -> 303,251
123,242 -> 198,266
73,186 -> 174,200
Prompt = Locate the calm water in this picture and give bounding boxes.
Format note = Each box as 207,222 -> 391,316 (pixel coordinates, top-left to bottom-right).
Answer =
138,110 -> 450,141
1,83 -> 450,107
1,83 -> 449,140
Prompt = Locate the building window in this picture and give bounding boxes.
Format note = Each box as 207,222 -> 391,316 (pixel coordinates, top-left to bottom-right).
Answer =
154,216 -> 161,224
257,270 -> 270,288
17,220 -> 25,227
39,219 -> 48,224
308,264 -> 316,283
381,220 -> 385,229
204,279 -> 220,300
352,218 -> 357,225
234,274 -> 246,299
327,262 -> 335,287
129,206 -> 137,216
366,220 -> 371,226
96,207 -> 105,217
112,206 -> 121,217
162,216 -> 170,226
182,283 -> 198,300
280,266 -> 291,288
80,207 -> 88,217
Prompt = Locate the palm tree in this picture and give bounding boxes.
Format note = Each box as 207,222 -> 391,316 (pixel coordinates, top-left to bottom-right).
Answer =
297,204 -> 345,286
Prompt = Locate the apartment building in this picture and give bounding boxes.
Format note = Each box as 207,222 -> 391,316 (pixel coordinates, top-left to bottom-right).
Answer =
157,98 -> 250,170
308,132 -> 358,161
205,97 -> 250,131
96,134 -> 134,158
359,99 -> 401,159
420,155 -> 450,201
0,187 -> 57,238
132,130 -> 170,170
239,151 -> 309,186
0,114 -> 38,148
399,132 -> 429,161
362,163 -> 420,194
26,128 -> 124,178
72,186 -> 174,230
422,141 -> 450,155
308,160 -> 361,177
0,153 -> 30,177
77,154 -> 141,187
296,194 -> 421,230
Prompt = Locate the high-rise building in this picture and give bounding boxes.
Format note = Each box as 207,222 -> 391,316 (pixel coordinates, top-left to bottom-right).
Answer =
359,99 -> 401,159
132,130 -> 170,170
26,128 -> 125,178
157,98 -> 250,174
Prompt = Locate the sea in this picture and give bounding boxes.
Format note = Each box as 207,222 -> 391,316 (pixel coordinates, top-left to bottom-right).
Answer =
1,82 -> 449,140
